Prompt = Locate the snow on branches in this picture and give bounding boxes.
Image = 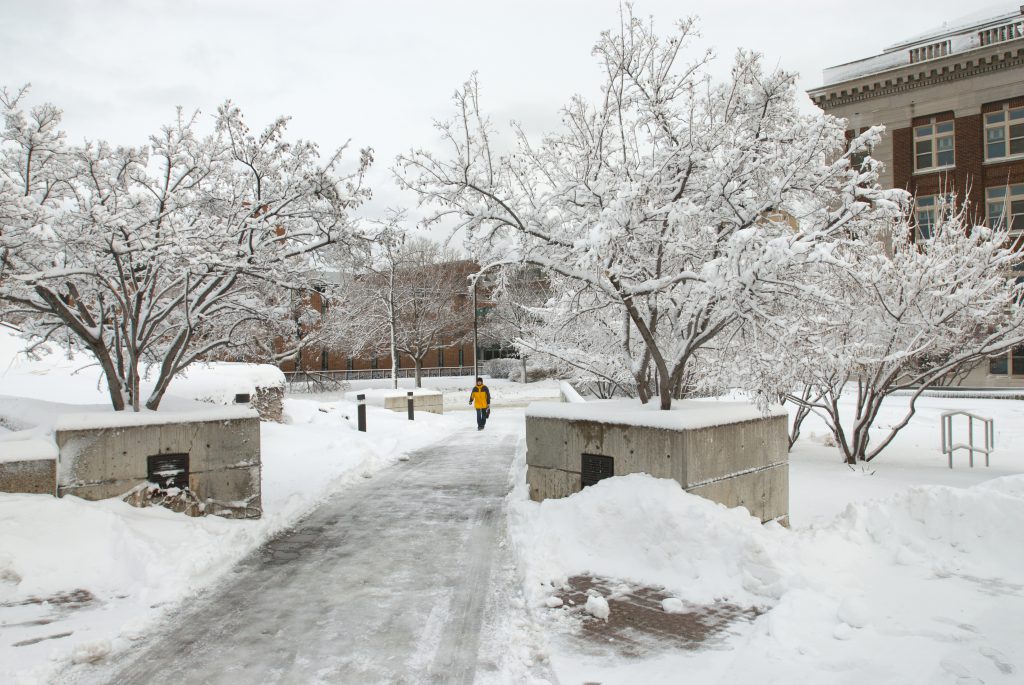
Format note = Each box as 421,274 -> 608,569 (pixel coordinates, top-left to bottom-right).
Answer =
396,10 -> 899,409
0,86 -> 372,410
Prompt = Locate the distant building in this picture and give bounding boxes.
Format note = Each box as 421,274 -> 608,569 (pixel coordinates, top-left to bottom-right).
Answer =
280,260 -> 500,381
809,5 -> 1024,387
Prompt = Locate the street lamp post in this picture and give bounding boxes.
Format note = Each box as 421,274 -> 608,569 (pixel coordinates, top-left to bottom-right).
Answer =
472,277 -> 479,379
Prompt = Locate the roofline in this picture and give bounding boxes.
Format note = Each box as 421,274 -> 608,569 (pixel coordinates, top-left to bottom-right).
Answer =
808,34 -> 1024,96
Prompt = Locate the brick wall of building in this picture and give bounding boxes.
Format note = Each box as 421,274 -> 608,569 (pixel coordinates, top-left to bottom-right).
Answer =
892,97 -> 1024,227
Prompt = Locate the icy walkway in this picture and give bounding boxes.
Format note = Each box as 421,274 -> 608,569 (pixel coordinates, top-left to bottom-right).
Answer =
69,414 -> 523,685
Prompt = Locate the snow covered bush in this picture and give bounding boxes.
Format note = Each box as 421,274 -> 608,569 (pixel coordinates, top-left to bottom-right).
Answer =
507,357 -> 564,384
396,10 -> 898,409
0,86 -> 372,410
484,358 -> 517,379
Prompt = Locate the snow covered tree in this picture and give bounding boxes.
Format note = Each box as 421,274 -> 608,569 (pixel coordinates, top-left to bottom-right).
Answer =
0,87 -> 372,410
742,196 -> 1024,464
391,238 -> 472,387
396,10 -> 898,409
478,265 -> 550,384
342,231 -> 472,388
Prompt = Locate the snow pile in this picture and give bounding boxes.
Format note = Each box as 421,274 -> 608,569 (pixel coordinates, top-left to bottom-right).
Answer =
0,327 -> 283,409
511,474 -> 787,606
510,472 -> 1024,684
169,362 -> 286,406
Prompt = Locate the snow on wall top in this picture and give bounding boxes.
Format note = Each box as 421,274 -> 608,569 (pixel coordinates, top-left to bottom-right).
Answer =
525,399 -> 785,431
0,437 -> 58,464
53,406 -> 258,432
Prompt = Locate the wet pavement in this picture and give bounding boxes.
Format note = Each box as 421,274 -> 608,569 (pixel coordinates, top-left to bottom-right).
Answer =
67,416 -> 522,685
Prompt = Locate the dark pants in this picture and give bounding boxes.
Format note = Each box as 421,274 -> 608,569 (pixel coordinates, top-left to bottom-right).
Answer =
476,408 -> 488,429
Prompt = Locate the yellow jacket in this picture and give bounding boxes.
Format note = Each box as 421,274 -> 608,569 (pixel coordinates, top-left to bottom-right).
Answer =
470,384 -> 491,409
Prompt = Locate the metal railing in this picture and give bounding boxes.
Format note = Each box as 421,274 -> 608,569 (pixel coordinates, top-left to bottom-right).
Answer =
940,411 -> 994,468
284,366 -> 477,392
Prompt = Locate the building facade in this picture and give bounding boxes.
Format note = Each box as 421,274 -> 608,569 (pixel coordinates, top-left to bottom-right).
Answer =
280,260 -> 499,380
809,5 -> 1024,387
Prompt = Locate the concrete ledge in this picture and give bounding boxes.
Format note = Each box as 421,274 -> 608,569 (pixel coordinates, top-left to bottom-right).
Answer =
526,465 -> 580,501
383,393 -> 444,415
0,458 -> 56,495
55,413 -> 261,518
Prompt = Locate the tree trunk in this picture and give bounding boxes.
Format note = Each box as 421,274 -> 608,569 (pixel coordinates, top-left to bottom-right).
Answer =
414,358 -> 423,388
520,354 -> 528,384
788,403 -> 811,451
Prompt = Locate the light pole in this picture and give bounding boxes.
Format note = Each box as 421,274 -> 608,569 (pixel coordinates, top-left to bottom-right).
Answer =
472,275 -> 480,379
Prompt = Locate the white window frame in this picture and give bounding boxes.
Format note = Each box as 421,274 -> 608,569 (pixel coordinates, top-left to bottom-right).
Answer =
914,193 -> 954,240
985,184 -> 1024,236
984,104 -> 1024,162
913,118 -> 955,172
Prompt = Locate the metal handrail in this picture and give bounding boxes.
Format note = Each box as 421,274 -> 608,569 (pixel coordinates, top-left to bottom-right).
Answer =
284,366 -> 476,391
940,410 -> 994,468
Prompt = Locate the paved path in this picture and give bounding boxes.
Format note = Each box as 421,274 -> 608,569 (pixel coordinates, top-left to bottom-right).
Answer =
75,415 -> 524,685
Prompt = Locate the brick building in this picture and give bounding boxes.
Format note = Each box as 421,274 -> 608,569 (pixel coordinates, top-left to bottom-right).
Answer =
280,260 -> 500,380
809,5 -> 1024,387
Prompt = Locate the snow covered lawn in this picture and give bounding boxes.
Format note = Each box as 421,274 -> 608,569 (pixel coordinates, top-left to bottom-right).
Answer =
304,375 -> 563,411
0,332 -> 466,684
508,394 -> 1024,685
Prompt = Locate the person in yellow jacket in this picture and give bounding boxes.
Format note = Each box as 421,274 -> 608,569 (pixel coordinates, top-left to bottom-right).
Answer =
469,377 -> 491,430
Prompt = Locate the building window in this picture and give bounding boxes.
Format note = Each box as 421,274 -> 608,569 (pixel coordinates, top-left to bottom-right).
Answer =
914,194 -> 953,240
914,119 -> 954,171
986,184 -> 1024,235
998,346 -> 1024,376
321,349 -> 329,371
990,354 -> 1009,375
437,348 -> 445,367
371,355 -> 378,370
985,105 -> 1024,161
458,348 -> 464,367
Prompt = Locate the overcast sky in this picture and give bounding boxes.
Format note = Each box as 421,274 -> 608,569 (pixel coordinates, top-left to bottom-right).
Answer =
2,0 -> 1013,230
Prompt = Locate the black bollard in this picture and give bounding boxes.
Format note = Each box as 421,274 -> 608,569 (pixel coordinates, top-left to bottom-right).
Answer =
357,393 -> 367,432
407,391 -> 415,420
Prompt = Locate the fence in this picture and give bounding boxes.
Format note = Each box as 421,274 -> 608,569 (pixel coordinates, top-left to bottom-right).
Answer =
284,366 -> 477,392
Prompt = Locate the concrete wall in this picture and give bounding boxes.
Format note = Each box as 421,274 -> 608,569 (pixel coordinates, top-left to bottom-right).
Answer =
383,393 -> 444,415
525,414 -> 789,524
55,415 -> 261,518
252,385 -> 285,422
0,458 -> 56,495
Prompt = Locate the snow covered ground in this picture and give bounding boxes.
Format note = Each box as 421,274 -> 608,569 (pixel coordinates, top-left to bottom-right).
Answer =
0,331 -> 466,684
507,394 -> 1024,684
303,375 -> 563,411
4,325 -> 1024,684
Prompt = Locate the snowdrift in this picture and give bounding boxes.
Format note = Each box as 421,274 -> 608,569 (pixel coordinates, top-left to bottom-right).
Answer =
511,472 -> 1024,684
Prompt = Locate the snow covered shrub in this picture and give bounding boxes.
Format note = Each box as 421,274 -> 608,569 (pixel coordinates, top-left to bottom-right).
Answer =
508,358 -> 563,383
485,358 -> 517,379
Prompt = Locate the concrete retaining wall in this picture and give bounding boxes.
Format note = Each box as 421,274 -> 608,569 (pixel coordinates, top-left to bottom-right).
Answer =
383,393 -> 444,415
55,414 -> 261,518
525,412 -> 789,523
0,458 -> 56,495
